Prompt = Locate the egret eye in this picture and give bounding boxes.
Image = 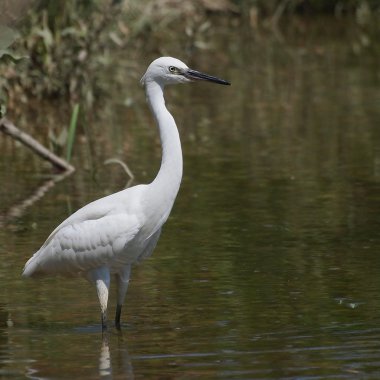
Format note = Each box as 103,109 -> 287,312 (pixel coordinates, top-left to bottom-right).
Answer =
169,66 -> 177,73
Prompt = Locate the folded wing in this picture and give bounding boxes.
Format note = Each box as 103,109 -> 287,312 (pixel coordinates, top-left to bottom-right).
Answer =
23,213 -> 141,277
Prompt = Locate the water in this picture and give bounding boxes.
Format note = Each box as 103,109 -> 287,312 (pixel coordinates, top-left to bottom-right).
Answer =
1,18 -> 380,379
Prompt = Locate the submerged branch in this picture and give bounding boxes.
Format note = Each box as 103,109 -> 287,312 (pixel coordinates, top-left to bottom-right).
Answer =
0,117 -> 75,173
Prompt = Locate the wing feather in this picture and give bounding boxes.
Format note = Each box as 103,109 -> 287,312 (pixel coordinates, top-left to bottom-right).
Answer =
23,213 -> 141,277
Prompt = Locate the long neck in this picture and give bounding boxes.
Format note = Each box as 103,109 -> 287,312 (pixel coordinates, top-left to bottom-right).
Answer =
146,81 -> 183,206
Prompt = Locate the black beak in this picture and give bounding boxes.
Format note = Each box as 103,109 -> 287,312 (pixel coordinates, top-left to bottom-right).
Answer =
185,69 -> 230,85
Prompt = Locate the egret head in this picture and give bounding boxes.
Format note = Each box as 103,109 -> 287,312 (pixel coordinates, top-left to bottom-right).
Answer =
141,57 -> 230,87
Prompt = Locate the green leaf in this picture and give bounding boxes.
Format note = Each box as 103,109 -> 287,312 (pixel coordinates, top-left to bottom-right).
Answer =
66,104 -> 80,162
0,104 -> 6,118
0,25 -> 19,50
0,50 -> 28,63
36,28 -> 54,47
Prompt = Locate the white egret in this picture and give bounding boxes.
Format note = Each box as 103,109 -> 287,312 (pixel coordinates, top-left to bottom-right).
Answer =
22,57 -> 230,330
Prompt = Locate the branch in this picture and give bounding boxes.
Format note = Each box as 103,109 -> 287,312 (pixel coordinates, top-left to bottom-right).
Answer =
104,158 -> 134,188
0,117 -> 75,173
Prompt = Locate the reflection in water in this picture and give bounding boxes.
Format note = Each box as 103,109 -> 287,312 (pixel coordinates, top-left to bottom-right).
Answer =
99,333 -> 134,380
1,304 -> 135,379
115,333 -> 135,380
11,330 -> 135,379
99,337 -> 113,379
0,171 -> 73,227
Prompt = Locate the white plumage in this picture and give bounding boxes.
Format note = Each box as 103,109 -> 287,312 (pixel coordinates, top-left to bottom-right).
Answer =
23,57 -> 230,330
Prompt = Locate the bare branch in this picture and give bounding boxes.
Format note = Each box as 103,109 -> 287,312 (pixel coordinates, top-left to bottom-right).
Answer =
0,117 -> 75,173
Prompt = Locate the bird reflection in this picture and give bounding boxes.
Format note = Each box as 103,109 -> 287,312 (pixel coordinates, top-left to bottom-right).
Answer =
99,336 -> 112,378
22,329 -> 134,379
99,332 -> 134,380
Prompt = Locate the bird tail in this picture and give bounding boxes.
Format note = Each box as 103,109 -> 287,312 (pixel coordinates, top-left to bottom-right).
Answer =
22,252 -> 41,278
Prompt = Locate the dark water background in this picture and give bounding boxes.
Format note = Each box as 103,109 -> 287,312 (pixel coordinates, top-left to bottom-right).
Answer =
1,18 -> 380,379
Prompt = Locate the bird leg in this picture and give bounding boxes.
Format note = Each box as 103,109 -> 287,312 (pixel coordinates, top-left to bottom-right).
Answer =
101,308 -> 107,331
86,267 -> 111,331
115,265 -> 131,330
115,304 -> 122,330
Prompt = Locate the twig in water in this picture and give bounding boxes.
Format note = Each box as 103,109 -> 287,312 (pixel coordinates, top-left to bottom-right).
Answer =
104,158 -> 134,188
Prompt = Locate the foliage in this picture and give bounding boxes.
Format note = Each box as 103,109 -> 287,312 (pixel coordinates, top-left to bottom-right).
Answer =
0,0 -> 123,109
0,0 -> 379,112
0,25 -> 24,117
235,0 -> 380,14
